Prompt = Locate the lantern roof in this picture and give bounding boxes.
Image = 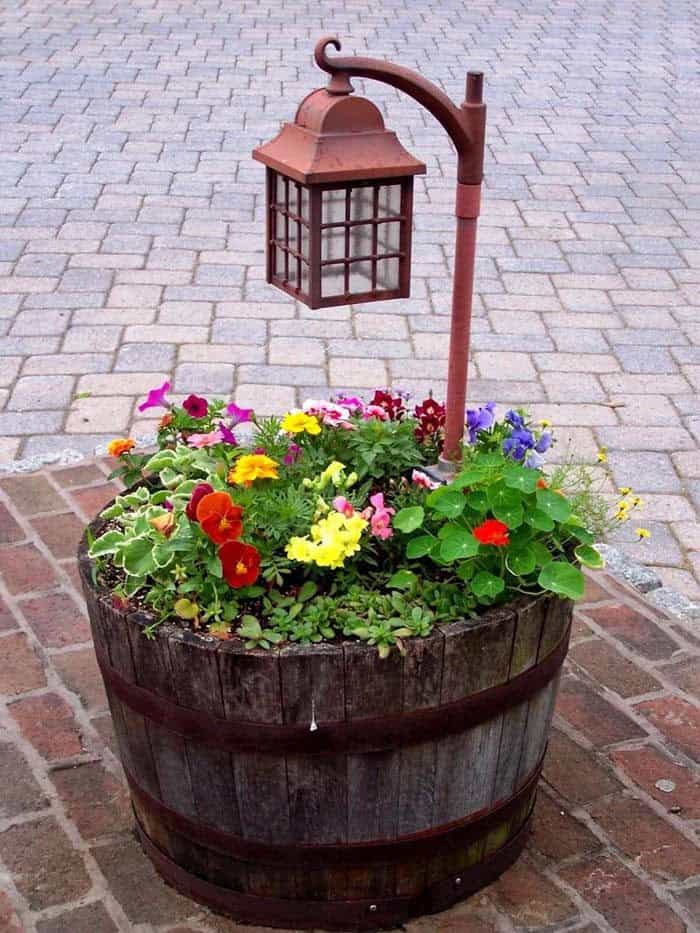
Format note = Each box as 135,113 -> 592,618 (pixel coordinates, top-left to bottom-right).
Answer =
253,87 -> 426,185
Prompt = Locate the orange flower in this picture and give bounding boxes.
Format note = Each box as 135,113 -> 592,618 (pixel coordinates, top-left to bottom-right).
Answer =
149,513 -> 176,538
107,438 -> 135,457
219,541 -> 261,588
228,453 -> 279,486
473,519 -> 510,547
536,478 -> 548,490
196,492 -> 243,545
159,412 -> 174,429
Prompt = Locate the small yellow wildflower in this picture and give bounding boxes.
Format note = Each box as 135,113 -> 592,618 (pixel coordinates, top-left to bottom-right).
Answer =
636,527 -> 651,539
228,453 -> 279,486
615,508 -> 630,522
616,500 -> 630,512
632,496 -> 642,507
538,419 -> 551,428
619,487 -> 632,496
596,447 -> 608,464
280,411 -> 321,435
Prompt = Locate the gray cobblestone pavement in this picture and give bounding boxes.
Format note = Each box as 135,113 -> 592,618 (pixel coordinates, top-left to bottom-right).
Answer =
0,0 -> 698,595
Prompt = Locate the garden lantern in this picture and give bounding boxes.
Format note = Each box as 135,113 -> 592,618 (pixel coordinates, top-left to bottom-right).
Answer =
254,37 -> 486,472
253,85 -> 426,308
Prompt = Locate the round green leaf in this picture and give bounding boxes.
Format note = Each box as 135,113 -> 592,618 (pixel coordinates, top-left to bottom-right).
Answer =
535,488 -> 572,523
406,535 -> 435,558
487,483 -> 521,512
393,506 -> 425,533
538,561 -> 585,600
466,490 -> 488,512
526,509 -> 555,532
388,570 -> 417,589
506,546 -> 536,576
452,467 -> 485,489
575,544 -> 605,569
503,463 -> 539,494
493,503 -> 524,529
426,487 -> 466,519
440,528 -> 480,562
471,571 -> 505,600
121,536 -> 156,577
531,541 -> 553,566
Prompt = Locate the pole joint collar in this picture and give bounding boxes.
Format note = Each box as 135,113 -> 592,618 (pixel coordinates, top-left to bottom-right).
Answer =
455,182 -> 481,219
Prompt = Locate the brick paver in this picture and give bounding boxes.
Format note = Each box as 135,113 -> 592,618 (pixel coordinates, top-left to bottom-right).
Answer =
0,462 -> 698,931
0,0 -> 699,600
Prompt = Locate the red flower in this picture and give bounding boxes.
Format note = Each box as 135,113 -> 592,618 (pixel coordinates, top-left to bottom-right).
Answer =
370,389 -> 405,420
473,519 -> 510,547
196,491 -> 243,544
186,482 -> 214,521
414,397 -> 445,441
219,541 -> 260,588
183,394 -> 208,418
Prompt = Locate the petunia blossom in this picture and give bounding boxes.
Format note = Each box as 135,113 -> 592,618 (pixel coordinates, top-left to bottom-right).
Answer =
226,402 -> 254,425
218,422 -> 238,446
303,398 -> 352,426
138,381 -> 170,412
362,404 -> 389,421
183,394 -> 208,418
187,430 -> 224,448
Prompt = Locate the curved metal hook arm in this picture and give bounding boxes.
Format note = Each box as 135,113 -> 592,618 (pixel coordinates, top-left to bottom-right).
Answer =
314,36 -> 473,158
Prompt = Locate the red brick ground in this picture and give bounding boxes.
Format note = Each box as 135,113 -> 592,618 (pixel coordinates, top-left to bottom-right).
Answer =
0,462 -> 698,932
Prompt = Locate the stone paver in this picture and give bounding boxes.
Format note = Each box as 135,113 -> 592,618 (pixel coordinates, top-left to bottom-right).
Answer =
0,0 -> 698,598
0,462 -> 699,932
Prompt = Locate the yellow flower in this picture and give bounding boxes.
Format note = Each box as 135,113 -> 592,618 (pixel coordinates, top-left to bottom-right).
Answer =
286,511 -> 368,569
280,411 -> 321,435
615,510 -> 630,523
596,447 -> 608,464
107,437 -> 136,457
320,460 -> 346,486
636,527 -> 651,539
632,496 -> 642,507
538,419 -> 551,428
228,453 -> 279,486
619,487 -> 632,496
616,500 -> 630,512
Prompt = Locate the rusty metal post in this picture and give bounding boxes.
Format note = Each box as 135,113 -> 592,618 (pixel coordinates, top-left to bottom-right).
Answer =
439,72 -> 485,472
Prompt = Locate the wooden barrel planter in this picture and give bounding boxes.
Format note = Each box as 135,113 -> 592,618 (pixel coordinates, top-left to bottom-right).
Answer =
79,517 -> 572,932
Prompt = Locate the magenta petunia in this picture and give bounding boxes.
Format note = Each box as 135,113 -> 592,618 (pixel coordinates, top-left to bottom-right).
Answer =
218,422 -> 238,446
138,381 -> 171,412
226,402 -> 254,425
183,394 -> 209,418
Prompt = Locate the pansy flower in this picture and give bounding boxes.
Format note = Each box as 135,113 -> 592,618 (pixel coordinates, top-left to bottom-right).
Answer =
183,394 -> 208,418
466,401 -> 496,443
219,541 -> 261,588
196,492 -> 243,544
186,482 -> 214,522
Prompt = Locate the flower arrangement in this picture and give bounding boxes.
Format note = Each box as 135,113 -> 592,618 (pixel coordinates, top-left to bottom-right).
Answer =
90,384 -> 641,656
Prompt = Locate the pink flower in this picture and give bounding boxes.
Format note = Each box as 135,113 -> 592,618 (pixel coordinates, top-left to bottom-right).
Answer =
283,443 -> 302,465
183,394 -> 208,418
303,398 -> 351,426
138,381 -> 170,412
332,496 -> 355,517
187,430 -> 223,448
412,469 -> 440,490
336,395 -> 364,414
218,422 -> 238,446
368,492 -> 395,540
363,404 -> 389,421
226,402 -> 254,425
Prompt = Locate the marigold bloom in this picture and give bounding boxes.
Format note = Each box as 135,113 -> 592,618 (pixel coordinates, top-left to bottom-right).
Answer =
107,438 -> 135,458
196,492 -> 243,544
159,412 -> 174,429
228,453 -> 279,486
219,541 -> 260,587
280,411 -> 321,435
473,518 -> 510,547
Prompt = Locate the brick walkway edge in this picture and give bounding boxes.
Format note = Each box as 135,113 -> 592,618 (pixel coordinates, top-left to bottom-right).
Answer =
0,462 -> 698,932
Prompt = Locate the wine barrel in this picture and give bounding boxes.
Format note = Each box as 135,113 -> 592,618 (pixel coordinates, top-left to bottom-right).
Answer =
79,520 -> 572,932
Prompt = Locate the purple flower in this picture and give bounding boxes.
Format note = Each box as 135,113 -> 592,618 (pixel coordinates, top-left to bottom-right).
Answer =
535,431 -> 552,454
335,395 -> 364,413
505,409 -> 525,429
138,380 -> 170,412
163,500 -> 174,511
183,394 -> 208,418
525,451 -> 544,470
283,443 -> 302,465
218,422 -> 238,446
466,401 -> 496,444
503,427 -> 536,462
226,402 -> 253,425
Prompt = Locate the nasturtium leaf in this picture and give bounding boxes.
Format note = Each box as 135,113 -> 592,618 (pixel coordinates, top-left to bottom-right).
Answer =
393,506 -> 425,533
88,530 -> 126,558
508,524 -> 533,549
538,560 -> 585,600
440,528 -> 480,562
575,544 -> 605,569
456,560 -> 476,581
526,510 -> 555,532
531,541 -> 553,566
503,463 -> 539,494
567,520 -> 596,545
452,467 -> 485,489
506,546 -> 536,576
535,488 -> 572,522
493,503 -> 524,529
471,571 -> 505,600
388,569 -> 417,589
487,482 -> 521,512
466,490 -> 488,512
475,452 -> 503,468
121,536 -> 156,577
426,487 -> 466,519
406,535 -> 435,558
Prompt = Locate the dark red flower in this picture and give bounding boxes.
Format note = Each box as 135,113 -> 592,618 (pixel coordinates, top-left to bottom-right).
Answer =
414,397 -> 446,441
370,389 -> 405,420
183,394 -> 208,418
186,482 -> 214,521
196,492 -> 243,545
473,519 -> 510,547
219,541 -> 261,588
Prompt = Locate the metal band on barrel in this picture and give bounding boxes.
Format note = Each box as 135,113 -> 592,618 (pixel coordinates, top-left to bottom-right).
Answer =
95,622 -> 570,755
